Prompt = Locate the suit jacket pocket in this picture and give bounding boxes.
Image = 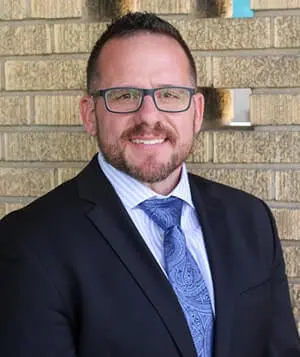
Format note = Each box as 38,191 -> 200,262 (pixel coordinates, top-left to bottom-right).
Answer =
239,276 -> 272,298
229,278 -> 272,356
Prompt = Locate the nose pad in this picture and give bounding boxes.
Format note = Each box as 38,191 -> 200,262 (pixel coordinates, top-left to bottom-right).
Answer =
133,96 -> 160,128
139,93 -> 158,113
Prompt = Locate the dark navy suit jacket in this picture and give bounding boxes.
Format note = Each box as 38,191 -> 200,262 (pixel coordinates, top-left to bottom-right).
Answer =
0,155 -> 299,357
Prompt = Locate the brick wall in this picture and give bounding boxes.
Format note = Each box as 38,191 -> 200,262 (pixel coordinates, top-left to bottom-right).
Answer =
0,0 -> 299,330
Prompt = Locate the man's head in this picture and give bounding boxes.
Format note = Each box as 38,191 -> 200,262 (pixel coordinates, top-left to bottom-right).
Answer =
80,12 -> 204,194
86,12 -> 197,94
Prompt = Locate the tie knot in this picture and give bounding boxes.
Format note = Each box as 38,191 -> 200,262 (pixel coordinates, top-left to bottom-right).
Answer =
139,196 -> 183,231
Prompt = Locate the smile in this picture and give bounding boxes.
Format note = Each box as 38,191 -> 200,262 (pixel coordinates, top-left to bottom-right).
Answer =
131,139 -> 165,145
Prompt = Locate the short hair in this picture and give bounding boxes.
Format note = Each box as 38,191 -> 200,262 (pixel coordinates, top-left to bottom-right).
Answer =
86,12 -> 197,93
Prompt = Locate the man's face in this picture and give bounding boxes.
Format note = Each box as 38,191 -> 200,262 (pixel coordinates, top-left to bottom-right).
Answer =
81,33 -> 204,187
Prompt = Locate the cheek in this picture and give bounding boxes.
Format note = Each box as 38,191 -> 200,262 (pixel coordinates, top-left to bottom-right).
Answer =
96,114 -> 128,144
176,119 -> 195,140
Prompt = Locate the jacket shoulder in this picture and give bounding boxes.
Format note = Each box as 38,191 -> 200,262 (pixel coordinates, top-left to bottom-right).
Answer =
188,172 -> 263,204
0,176 -> 80,238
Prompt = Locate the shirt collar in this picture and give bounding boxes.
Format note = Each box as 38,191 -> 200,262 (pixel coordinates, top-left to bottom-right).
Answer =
97,152 -> 194,209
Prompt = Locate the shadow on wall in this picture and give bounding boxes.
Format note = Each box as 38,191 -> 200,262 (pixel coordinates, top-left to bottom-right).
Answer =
196,0 -> 232,17
201,88 -> 233,130
85,0 -> 246,129
86,0 -> 232,19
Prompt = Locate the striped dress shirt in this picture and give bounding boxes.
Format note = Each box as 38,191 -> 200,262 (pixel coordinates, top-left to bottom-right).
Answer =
97,152 -> 215,312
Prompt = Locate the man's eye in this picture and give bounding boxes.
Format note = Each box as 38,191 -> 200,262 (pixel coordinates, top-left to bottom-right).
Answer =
117,93 -> 131,100
160,90 -> 179,99
113,91 -> 139,100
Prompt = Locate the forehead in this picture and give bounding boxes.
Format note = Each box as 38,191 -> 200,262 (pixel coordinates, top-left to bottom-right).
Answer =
96,33 -> 192,87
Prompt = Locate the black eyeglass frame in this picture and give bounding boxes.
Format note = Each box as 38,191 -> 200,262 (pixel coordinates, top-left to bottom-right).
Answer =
90,86 -> 196,114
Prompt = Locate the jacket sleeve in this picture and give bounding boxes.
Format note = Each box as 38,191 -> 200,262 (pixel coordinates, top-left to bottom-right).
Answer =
0,215 -> 77,357
263,203 -> 300,356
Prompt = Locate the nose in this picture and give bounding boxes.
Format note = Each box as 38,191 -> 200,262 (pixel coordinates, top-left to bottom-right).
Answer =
136,94 -> 159,121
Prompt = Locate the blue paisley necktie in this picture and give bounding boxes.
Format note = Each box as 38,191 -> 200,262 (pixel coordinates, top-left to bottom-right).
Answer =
139,196 -> 214,357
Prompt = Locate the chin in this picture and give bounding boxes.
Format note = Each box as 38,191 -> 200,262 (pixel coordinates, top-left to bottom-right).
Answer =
124,158 -> 181,184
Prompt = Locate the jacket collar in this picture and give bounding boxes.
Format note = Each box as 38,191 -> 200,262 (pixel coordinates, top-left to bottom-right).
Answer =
77,155 -> 198,357
77,156 -> 235,357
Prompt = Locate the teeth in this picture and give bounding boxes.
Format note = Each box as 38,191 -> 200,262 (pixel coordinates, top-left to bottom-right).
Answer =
131,139 -> 165,145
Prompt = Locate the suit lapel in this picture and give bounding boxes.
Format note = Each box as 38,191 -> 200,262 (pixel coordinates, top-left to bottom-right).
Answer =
189,175 -> 236,357
77,156 -> 197,357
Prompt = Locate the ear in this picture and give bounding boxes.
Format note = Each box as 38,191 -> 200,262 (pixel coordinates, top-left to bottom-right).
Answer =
80,95 -> 97,137
193,92 -> 205,134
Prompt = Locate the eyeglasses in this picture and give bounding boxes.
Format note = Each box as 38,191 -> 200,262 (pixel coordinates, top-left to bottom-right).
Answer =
90,86 -> 196,114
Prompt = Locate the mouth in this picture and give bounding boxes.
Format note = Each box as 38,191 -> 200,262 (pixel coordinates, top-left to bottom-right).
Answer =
130,138 -> 166,145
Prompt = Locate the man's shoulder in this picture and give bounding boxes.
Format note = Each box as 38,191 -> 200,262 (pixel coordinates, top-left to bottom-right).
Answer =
188,172 -> 266,209
188,172 -> 277,253
0,175 -> 79,231
1,157 -> 100,229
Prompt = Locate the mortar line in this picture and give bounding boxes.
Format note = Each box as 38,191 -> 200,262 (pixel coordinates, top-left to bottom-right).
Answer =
0,133 -> 4,160
2,48 -> 300,61
252,88 -> 300,94
0,161 -> 87,168
266,201 -> 300,209
28,95 -> 34,125
255,9 -> 300,17
0,61 -> 5,91
0,196 -> 35,203
0,90 -> 84,96
272,171 -> 277,201
2,133 -> 6,161
0,125 -> 85,132
49,23 -> 55,55
270,11 -> 275,48
186,163 -> 300,169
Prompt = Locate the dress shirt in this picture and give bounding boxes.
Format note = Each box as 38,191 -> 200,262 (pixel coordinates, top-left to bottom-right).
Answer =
98,152 -> 215,312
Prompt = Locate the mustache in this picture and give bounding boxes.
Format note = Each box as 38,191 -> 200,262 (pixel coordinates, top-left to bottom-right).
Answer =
121,122 -> 176,141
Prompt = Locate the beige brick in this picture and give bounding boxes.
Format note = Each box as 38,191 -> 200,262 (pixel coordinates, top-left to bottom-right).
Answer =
54,23 -> 107,53
213,131 -> 300,163
251,0 -> 300,9
30,0 -> 82,18
5,60 -> 86,91
274,16 -> 300,48
53,18 -> 270,53
5,203 -> 25,214
213,56 -> 300,88
0,133 -> 3,158
187,132 -> 210,163
195,56 -> 212,87
0,167 -> 55,196
276,171 -> 300,202
0,0 -> 27,20
0,204 -> 5,219
0,96 -> 30,125
273,209 -> 300,240
115,0 -> 193,14
188,168 -> 272,200
34,96 -> 81,125
283,246 -> 300,278
4,132 -> 97,161
0,25 -> 51,56
0,63 -> 3,90
250,94 -> 300,125
290,284 -> 300,325
57,167 -> 83,184
171,17 -> 271,50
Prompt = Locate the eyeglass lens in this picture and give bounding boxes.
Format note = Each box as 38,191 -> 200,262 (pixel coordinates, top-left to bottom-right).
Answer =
105,87 -> 191,113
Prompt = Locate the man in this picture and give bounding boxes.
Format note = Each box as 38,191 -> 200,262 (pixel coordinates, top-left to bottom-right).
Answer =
0,12 -> 299,357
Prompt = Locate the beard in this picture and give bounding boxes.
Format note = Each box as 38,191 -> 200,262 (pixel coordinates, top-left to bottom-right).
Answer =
96,120 -> 195,183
